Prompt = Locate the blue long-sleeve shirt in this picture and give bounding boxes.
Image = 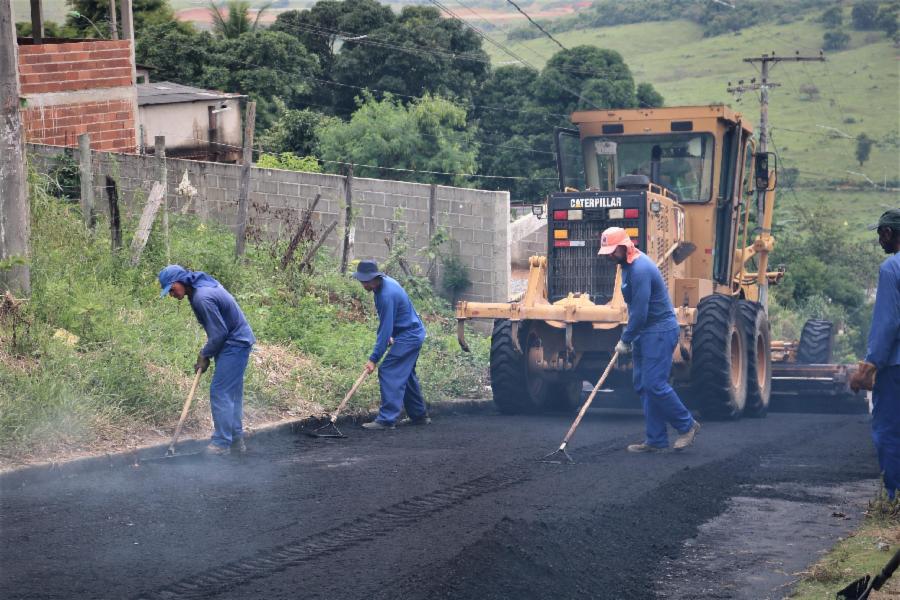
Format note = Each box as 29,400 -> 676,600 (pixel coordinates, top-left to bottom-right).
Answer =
865,253 -> 900,370
369,276 -> 425,363
189,285 -> 255,359
620,253 -> 678,343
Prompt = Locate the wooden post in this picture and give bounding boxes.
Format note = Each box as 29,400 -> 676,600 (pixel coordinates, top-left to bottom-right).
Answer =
119,0 -> 135,85
106,176 -> 122,251
281,193 -> 320,270
235,100 -> 256,258
29,0 -> 43,44
108,0 -> 118,39
154,136 -> 168,261
130,182 -> 165,265
428,183 -> 437,285
339,164 -> 353,273
0,0 -> 31,295
78,133 -> 95,230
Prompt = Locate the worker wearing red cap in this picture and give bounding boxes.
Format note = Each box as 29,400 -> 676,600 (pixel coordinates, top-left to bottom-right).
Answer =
598,227 -> 700,452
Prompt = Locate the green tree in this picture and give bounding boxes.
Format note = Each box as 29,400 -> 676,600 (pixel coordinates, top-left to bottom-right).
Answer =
856,133 -> 874,167
258,99 -> 339,156
329,6 -> 489,114
208,0 -> 270,40
135,21 -> 214,85
533,46 -> 637,116
317,93 -> 478,186
636,82 -> 665,108
66,0 -> 173,38
202,31 -> 320,129
823,29 -> 851,51
877,3 -> 900,36
821,5 -> 843,29
471,65 -> 556,202
271,0 -> 394,74
851,0 -> 879,30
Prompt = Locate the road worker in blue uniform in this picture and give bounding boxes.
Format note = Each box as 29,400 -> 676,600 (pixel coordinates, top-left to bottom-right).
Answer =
851,208 -> 900,498
159,265 -> 255,455
352,260 -> 430,430
598,227 -> 700,452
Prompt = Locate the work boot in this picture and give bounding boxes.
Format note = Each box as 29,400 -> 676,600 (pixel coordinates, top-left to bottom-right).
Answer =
362,420 -> 395,430
231,437 -> 247,455
626,442 -> 666,453
398,415 -> 432,426
205,443 -> 230,456
673,421 -> 701,451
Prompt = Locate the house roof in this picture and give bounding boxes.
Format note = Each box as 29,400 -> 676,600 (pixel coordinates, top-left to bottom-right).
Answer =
137,82 -> 245,106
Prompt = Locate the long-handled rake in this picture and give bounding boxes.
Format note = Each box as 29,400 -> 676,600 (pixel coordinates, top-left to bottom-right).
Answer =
165,367 -> 204,457
307,368 -> 371,439
540,351 -> 619,464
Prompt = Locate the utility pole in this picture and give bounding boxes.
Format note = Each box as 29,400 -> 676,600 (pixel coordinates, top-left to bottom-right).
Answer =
727,51 -> 825,309
234,100 -> 256,258
1,0 -> 31,295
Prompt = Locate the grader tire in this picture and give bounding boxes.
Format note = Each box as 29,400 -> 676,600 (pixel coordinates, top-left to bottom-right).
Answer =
544,380 -> 585,414
739,301 -> 772,418
690,295 -> 748,420
797,319 -> 835,364
490,319 -> 538,414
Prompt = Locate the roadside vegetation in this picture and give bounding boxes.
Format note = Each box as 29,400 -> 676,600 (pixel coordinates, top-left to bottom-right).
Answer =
790,493 -> 900,598
0,167 -> 489,467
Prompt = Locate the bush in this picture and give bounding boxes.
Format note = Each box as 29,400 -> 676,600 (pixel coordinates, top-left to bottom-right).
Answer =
823,29 -> 851,50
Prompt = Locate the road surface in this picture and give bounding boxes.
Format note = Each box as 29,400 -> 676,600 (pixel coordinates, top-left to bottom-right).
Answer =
0,408 -> 880,600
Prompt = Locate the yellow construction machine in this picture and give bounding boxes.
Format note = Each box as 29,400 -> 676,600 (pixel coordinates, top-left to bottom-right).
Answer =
456,105 -> 858,417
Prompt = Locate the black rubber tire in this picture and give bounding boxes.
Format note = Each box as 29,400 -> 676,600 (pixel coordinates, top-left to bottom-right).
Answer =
739,301 -> 771,418
544,380 -> 584,414
690,295 -> 747,420
489,320 -> 539,414
797,319 -> 835,364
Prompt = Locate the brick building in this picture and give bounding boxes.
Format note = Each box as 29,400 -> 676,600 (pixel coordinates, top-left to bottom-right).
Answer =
16,38 -> 139,152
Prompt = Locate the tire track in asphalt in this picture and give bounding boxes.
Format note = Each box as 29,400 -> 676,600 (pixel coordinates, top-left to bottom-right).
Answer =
134,433 -> 635,600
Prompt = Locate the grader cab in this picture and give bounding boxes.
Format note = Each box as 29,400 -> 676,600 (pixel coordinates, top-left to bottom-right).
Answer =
456,105 -> 860,417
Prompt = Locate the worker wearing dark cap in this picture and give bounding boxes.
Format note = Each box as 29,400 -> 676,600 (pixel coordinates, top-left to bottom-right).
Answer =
352,260 -> 429,429
852,208 -> 900,497
159,265 -> 255,455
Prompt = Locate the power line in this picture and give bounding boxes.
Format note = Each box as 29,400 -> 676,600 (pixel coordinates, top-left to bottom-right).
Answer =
502,0 -> 565,51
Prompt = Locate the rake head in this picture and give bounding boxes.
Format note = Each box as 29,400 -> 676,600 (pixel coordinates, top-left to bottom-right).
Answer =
306,420 -> 346,439
539,446 -> 574,465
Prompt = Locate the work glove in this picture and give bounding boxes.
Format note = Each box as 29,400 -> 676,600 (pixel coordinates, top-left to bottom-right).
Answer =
614,339 -> 632,355
195,353 -> 210,374
850,361 -> 876,393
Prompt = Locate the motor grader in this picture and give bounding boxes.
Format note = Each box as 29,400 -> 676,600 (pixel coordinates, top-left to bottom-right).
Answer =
456,105 -> 858,418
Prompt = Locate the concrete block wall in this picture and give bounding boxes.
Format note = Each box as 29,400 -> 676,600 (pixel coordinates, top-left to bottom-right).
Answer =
17,40 -> 137,152
27,144 -> 510,303
514,223 -> 548,268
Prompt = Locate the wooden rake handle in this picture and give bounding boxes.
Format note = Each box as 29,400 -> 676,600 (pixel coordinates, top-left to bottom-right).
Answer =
558,351 -> 619,449
329,368 -> 371,424
168,368 -> 203,453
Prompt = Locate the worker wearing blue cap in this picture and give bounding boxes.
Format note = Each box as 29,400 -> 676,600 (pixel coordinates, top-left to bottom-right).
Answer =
159,265 -> 255,455
852,209 -> 900,497
352,260 -> 429,430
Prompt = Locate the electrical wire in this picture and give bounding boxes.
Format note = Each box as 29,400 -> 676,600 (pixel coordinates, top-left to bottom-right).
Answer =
502,0 -> 566,51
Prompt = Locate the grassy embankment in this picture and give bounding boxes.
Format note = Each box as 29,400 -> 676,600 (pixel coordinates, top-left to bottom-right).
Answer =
0,165 -> 489,468
790,497 -> 900,598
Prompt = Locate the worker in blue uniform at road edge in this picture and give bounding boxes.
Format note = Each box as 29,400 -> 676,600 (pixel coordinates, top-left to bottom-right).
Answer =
159,265 -> 255,455
353,260 -> 430,430
598,227 -> 700,453
851,208 -> 900,498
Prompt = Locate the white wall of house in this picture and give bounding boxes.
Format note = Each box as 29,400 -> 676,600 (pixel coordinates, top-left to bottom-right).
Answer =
138,98 -> 243,156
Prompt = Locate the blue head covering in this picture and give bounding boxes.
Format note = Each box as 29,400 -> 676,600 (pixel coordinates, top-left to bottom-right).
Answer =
158,265 -> 221,297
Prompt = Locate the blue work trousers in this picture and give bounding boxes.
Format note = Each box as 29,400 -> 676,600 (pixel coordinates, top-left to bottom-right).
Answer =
872,365 -> 900,499
209,343 -> 252,448
376,340 -> 427,425
632,327 -> 694,448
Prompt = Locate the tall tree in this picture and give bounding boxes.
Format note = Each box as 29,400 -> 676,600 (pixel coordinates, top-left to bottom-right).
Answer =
207,0 -> 270,40
856,133 -> 874,167
851,0 -> 879,30
135,21 -> 213,85
317,93 -> 477,185
66,0 -> 173,38
533,46 -> 638,117
329,5 -> 489,114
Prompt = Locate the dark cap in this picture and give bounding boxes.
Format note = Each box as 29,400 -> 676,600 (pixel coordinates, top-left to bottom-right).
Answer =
869,208 -> 900,231
351,259 -> 386,282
